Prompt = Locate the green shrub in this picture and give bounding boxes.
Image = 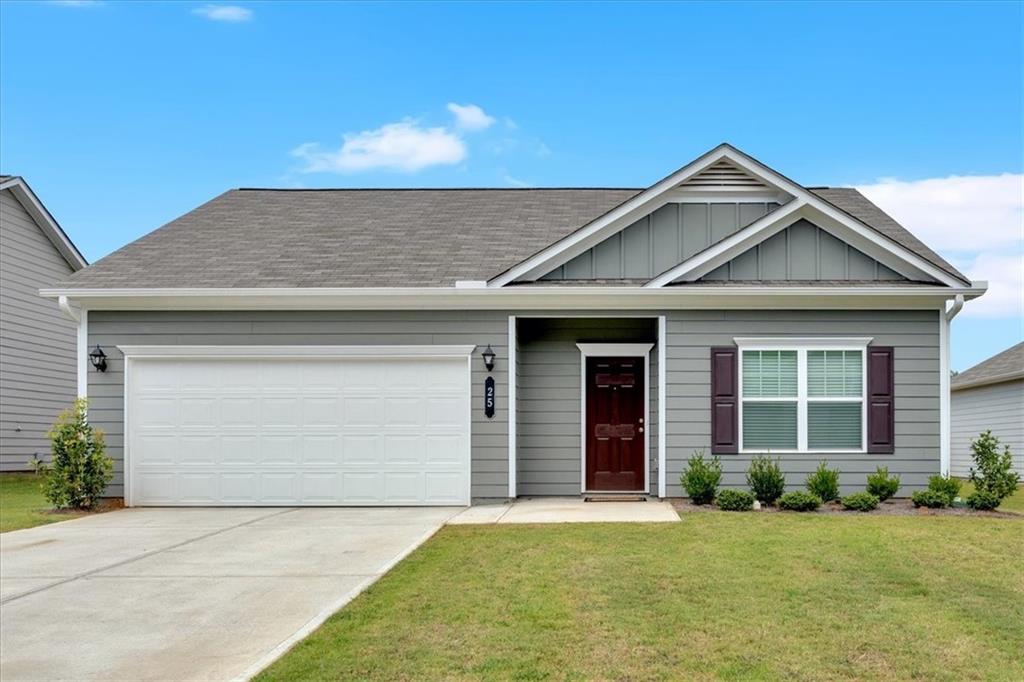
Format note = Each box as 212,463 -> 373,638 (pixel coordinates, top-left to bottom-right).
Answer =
911,489 -> 949,509
841,492 -> 879,512
805,461 -> 840,502
745,456 -> 786,505
681,451 -> 722,505
716,489 -> 755,511
968,431 -> 1020,503
926,475 -> 961,504
778,491 -> 822,512
966,490 -> 1001,511
865,467 -> 900,501
35,399 -> 113,510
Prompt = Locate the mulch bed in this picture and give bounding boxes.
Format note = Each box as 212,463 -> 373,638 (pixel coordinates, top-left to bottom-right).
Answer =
672,498 -> 1022,519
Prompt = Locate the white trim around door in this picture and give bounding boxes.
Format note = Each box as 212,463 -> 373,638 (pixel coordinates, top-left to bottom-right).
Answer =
576,343 -> 655,494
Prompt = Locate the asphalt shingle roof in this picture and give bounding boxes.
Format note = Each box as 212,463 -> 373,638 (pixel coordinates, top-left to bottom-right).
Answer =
952,342 -> 1024,390
55,184 -> 970,289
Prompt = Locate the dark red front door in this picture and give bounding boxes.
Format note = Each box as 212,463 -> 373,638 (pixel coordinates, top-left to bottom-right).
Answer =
586,357 -> 645,491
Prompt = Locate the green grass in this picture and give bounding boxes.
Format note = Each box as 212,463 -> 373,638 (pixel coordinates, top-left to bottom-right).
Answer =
0,473 -> 89,533
258,515 -> 1023,682
957,481 -> 1024,513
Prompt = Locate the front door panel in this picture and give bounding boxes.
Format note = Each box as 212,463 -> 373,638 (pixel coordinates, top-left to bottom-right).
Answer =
586,356 -> 645,491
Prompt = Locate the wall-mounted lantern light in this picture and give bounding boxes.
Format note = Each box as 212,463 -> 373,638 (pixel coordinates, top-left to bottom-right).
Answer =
481,344 -> 496,372
89,345 -> 108,372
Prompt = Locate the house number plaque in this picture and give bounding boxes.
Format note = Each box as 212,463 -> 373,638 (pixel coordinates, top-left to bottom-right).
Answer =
484,376 -> 495,418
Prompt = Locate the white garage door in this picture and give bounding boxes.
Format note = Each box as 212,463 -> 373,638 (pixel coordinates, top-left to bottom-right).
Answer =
124,347 -> 472,506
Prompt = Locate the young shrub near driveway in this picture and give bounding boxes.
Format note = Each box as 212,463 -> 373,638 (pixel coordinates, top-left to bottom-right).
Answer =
911,490 -> 949,509
866,467 -> 900,501
805,461 -> 840,503
716,489 -> 755,511
778,491 -> 822,511
681,451 -> 722,505
966,490 -> 1002,511
841,492 -> 879,512
746,455 -> 786,505
927,475 -> 962,505
34,399 -> 113,510
968,431 -> 1020,508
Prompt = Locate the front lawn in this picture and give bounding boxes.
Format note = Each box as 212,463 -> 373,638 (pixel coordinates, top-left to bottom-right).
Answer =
0,473 -> 89,532
257,514 -> 1023,681
958,481 -> 1024,514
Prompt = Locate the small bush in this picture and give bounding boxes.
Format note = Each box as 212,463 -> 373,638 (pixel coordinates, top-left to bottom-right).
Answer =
926,475 -> 961,504
841,492 -> 879,512
746,456 -> 786,505
681,451 -> 722,505
911,489 -> 949,509
36,399 -> 113,510
866,467 -> 900,501
778,491 -> 822,512
805,461 -> 840,502
966,490 -> 1001,511
716,489 -> 755,511
968,431 -> 1020,503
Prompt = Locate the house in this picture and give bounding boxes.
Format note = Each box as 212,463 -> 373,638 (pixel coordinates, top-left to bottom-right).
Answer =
951,342 -> 1023,477
1,175 -> 88,470
40,144 -> 986,506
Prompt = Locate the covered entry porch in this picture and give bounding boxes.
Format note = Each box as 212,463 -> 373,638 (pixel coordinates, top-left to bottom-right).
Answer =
508,316 -> 666,499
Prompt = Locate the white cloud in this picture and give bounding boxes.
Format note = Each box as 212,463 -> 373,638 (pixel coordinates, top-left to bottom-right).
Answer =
856,173 -> 1023,319
291,120 -> 466,173
447,103 -> 495,132
501,171 -> 531,188
192,4 -> 253,22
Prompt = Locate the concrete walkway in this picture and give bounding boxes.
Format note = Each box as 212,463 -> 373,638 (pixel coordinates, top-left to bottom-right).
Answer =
448,497 -> 679,524
0,506 -> 459,681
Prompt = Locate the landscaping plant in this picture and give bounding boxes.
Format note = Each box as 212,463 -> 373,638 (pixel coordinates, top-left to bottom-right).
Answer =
865,467 -> 900,501
926,475 -> 961,505
716,489 -> 755,511
841,492 -> 879,512
805,461 -> 840,502
911,489 -> 949,509
778,491 -> 822,511
34,399 -> 113,510
967,431 -> 1020,507
745,455 -> 786,505
966,490 -> 1001,511
681,451 -> 721,505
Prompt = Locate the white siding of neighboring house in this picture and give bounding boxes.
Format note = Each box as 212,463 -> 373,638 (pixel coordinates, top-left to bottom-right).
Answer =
950,379 -> 1024,477
0,189 -> 78,471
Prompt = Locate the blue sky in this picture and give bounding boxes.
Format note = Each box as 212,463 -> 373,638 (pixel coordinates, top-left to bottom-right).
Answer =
1,1 -> 1021,370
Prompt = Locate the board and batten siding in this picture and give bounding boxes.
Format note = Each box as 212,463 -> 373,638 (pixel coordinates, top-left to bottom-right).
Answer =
663,309 -> 941,496
951,380 -> 1024,477
0,190 -> 78,471
515,317 -> 658,496
86,310 -> 510,500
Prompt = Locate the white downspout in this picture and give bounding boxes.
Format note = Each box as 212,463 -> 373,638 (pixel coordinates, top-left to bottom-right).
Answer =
939,294 -> 964,476
58,296 -> 88,399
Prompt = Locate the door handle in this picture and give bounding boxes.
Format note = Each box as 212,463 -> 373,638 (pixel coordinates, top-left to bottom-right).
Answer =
638,427 -> 644,433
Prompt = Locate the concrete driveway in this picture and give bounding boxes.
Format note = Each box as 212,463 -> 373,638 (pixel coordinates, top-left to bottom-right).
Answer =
0,506 -> 459,681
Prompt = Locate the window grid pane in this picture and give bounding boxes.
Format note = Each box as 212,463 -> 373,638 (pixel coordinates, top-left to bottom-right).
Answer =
808,350 -> 862,398
808,401 -> 862,449
742,350 -> 797,398
743,401 -> 798,449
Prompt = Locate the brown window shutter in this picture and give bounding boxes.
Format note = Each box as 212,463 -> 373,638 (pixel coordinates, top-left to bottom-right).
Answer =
710,346 -> 738,454
867,346 -> 895,453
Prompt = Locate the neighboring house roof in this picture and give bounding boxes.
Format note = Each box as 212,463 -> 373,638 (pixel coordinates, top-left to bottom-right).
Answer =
0,175 -> 88,270
49,144 -> 971,290
951,342 -> 1024,391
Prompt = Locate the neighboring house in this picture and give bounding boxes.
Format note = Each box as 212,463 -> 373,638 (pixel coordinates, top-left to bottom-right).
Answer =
1,175 -> 88,471
41,144 -> 985,506
950,342 -> 1024,477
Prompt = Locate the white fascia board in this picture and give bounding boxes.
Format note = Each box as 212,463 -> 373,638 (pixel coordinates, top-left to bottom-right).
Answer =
116,345 -> 477,358
2,178 -> 88,270
486,144 -> 793,287
43,284 -> 987,312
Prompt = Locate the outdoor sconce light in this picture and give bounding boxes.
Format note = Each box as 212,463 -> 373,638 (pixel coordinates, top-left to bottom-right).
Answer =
481,344 -> 496,372
89,345 -> 108,372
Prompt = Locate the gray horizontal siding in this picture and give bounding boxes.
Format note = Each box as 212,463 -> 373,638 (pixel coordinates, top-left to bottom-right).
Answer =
541,203 -> 777,280
951,380 -> 1023,477
700,219 -> 906,282
516,317 -> 657,496
86,311 -> 509,499
0,190 -> 78,471
664,309 -> 941,496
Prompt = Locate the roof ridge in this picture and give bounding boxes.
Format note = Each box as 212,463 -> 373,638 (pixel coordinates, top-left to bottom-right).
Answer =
234,187 -> 644,192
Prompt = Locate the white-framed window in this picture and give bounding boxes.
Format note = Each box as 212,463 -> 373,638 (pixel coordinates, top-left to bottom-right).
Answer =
735,337 -> 871,453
